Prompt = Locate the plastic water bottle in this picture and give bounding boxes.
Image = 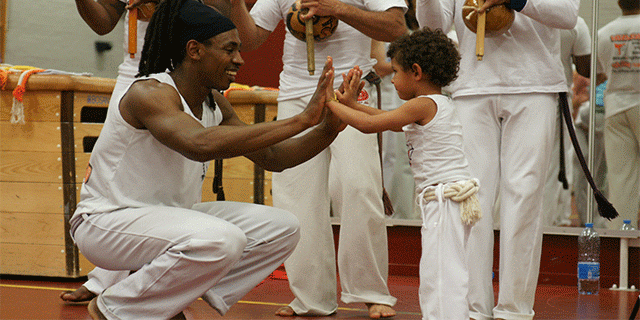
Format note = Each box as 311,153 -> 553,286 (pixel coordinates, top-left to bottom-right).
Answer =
621,220 -> 636,231
578,223 -> 600,295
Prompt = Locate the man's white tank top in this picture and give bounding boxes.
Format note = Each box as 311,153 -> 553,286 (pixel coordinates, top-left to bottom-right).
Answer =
403,94 -> 471,191
71,73 -> 223,227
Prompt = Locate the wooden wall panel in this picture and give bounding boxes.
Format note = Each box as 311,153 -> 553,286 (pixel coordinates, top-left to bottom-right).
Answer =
232,104 -> 277,124
0,182 -> 64,213
202,177 -> 272,206
0,243 -> 67,277
0,151 -> 62,182
75,153 -> 91,183
0,212 -> 65,245
0,121 -> 61,152
0,91 -> 62,122
73,123 -> 104,153
73,93 -> 111,123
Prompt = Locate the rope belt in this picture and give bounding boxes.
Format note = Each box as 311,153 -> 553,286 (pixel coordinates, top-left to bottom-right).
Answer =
422,179 -> 482,226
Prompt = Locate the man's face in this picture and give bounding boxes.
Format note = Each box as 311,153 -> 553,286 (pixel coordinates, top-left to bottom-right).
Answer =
201,29 -> 244,90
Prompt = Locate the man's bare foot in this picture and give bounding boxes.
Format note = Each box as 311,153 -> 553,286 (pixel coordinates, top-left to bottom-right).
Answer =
275,306 -> 297,317
60,286 -> 96,303
366,303 -> 396,319
88,297 -> 107,320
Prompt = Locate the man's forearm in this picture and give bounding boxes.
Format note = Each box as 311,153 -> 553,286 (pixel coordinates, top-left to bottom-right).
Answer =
335,7 -> 407,42
250,123 -> 339,172
75,0 -> 124,35
228,0 -> 265,51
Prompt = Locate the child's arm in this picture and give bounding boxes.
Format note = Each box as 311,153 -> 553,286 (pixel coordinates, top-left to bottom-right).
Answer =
328,66 -> 437,133
328,97 -> 435,134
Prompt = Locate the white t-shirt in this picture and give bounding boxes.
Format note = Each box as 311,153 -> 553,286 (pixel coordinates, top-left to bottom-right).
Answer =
560,16 -> 591,90
416,0 -> 580,97
403,94 -> 471,191
597,14 -> 640,118
71,73 -> 223,231
249,0 -> 407,101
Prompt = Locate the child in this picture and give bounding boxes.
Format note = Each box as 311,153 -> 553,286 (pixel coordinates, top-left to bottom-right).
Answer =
326,27 -> 481,320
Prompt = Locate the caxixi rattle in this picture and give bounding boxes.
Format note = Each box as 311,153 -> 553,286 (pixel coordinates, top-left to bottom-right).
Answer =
461,0 -> 514,60
286,1 -> 338,75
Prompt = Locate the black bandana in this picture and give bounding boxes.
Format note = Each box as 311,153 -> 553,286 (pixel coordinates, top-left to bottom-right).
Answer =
176,0 -> 236,47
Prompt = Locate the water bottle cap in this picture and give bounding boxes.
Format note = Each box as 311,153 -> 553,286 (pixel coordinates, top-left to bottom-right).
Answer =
623,220 -> 631,224
585,223 -> 594,228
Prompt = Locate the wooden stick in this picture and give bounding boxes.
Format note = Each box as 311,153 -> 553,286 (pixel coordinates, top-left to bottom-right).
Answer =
128,6 -> 138,59
476,0 -> 486,61
305,16 -> 315,75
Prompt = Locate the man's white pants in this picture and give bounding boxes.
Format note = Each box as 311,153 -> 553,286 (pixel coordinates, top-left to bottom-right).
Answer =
82,268 -> 128,295
272,91 -> 396,315
73,201 -> 299,319
542,104 -> 573,227
604,106 -> 640,230
457,93 -> 556,320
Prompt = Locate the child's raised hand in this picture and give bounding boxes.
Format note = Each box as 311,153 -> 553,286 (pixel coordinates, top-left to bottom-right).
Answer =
336,66 -> 364,107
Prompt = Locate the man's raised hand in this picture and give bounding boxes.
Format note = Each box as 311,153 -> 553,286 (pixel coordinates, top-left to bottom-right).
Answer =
303,56 -> 335,126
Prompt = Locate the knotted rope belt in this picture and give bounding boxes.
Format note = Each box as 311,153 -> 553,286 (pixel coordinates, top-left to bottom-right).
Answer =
422,179 -> 482,226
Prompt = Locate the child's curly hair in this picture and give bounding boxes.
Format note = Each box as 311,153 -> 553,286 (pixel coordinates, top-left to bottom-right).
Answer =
387,27 -> 460,88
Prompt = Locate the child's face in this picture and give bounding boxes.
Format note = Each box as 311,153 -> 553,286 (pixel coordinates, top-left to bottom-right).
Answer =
390,57 -> 415,101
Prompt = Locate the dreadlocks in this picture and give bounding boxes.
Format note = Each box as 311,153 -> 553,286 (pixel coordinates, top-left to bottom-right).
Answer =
137,0 -> 188,77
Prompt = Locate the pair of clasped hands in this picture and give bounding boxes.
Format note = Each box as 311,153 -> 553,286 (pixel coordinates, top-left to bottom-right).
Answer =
297,56 -> 366,135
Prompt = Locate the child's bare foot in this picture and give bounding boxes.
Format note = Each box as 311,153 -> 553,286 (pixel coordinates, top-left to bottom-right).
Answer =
88,297 -> 107,320
275,306 -> 296,317
60,286 -> 96,303
366,303 -> 396,319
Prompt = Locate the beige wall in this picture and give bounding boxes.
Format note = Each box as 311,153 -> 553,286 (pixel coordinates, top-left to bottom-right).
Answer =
3,0 -> 123,78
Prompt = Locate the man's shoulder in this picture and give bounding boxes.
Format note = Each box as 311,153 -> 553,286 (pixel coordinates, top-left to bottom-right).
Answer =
125,76 -> 177,105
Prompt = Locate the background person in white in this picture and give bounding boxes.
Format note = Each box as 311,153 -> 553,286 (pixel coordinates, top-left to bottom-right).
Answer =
596,0 -> 640,230
227,0 -> 407,317
416,0 -> 578,319
542,16 -> 592,228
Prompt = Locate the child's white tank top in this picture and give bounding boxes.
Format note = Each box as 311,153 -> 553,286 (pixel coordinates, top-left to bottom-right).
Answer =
403,94 -> 471,191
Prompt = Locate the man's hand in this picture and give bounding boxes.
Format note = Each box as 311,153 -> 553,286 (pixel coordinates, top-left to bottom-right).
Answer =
301,57 -> 335,126
477,0 -> 509,13
299,0 -> 343,20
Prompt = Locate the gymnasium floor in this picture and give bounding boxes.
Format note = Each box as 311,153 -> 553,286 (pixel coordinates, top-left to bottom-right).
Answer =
1,272 -> 639,319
